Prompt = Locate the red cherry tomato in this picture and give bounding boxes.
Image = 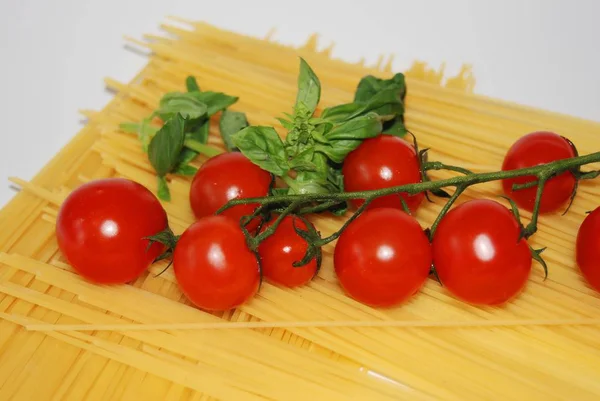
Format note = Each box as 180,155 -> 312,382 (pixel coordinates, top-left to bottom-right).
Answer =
342,135 -> 424,213
432,199 -> 532,305
576,207 -> 600,292
334,208 -> 431,307
502,131 -> 577,213
190,152 -> 272,230
173,215 -> 260,311
258,215 -> 318,287
56,178 -> 168,284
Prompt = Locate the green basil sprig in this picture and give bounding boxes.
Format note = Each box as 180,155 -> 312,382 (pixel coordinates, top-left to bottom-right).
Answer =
233,58 -> 407,214
119,76 -> 249,201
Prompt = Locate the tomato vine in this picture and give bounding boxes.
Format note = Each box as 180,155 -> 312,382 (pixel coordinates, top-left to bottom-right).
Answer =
219,149 -> 600,266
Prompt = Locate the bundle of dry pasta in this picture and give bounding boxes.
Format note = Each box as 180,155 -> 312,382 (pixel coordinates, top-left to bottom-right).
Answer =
1,18 -> 600,401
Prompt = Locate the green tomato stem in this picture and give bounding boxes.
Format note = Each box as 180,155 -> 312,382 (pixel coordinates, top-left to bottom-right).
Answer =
219,151 -> 600,211
216,149 -> 600,262
424,161 -> 473,176
521,176 -> 548,238
428,185 -> 466,239
512,180 -> 539,191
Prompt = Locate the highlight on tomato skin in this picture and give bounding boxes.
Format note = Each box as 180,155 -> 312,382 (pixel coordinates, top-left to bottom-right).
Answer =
342,135 -> 424,214
576,207 -> 600,292
56,178 -> 168,284
501,131 -> 577,214
258,215 -> 319,288
334,208 -> 432,307
173,215 -> 260,311
189,152 -> 272,230
432,199 -> 532,306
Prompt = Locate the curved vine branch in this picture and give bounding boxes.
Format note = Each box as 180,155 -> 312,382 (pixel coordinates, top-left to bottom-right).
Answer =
217,150 -> 600,264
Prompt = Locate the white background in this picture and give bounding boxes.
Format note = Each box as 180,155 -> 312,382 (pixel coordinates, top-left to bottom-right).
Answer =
0,0 -> 599,207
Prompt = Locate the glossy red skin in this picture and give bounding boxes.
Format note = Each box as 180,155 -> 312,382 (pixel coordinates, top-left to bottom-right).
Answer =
342,135 -> 424,214
502,131 -> 577,213
334,208 -> 432,307
258,215 -> 318,287
56,178 -> 168,284
576,207 -> 600,292
189,152 -> 272,230
432,199 -> 532,305
173,215 -> 260,311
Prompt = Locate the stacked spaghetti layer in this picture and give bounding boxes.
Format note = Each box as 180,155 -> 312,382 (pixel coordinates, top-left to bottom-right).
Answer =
1,19 -> 600,401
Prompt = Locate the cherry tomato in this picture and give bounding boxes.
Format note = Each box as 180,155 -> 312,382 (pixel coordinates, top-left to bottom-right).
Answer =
576,207 -> 600,292
502,131 -> 577,213
173,215 -> 260,311
334,208 -> 431,307
342,135 -> 424,214
258,215 -> 318,287
432,199 -> 532,305
190,152 -> 272,230
56,178 -> 168,284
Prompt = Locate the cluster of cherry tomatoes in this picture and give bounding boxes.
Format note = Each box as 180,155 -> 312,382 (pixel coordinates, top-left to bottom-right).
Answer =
55,131 -> 600,311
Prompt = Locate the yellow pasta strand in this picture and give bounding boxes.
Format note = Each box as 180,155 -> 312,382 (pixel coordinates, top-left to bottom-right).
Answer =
17,318 -> 600,332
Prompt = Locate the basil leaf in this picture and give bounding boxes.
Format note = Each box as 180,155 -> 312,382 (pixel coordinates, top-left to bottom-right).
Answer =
351,73 -> 406,133
290,155 -> 334,195
233,126 -> 290,176
316,114 -> 381,163
382,118 -> 407,137
355,73 -> 406,104
189,120 -> 210,144
313,121 -> 334,137
157,93 -> 208,121
291,171 -> 331,195
325,113 -> 382,141
295,58 -> 321,114
176,148 -> 199,167
173,164 -> 198,176
312,152 -> 330,178
321,87 -> 402,123
157,176 -> 171,201
354,76 -> 381,103
313,141 -> 358,163
327,166 -> 345,192
351,87 -> 403,119
186,76 -> 200,92
189,91 -> 238,117
219,110 -> 249,151
289,158 -> 316,172
277,117 -> 294,131
148,114 -> 186,176
169,120 -> 208,172
320,103 -> 362,122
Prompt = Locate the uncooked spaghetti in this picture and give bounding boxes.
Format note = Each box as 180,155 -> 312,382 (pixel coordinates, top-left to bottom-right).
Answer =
1,18 -> 600,401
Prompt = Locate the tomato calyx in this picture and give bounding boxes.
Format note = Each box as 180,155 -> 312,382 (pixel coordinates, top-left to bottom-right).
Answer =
529,246 -> 548,280
408,131 -> 474,204
419,147 -> 451,201
429,264 -> 442,285
559,137 -> 599,216
499,195 -> 549,279
290,215 -> 322,273
144,226 -> 180,276
242,208 -> 322,270
408,132 -> 451,202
